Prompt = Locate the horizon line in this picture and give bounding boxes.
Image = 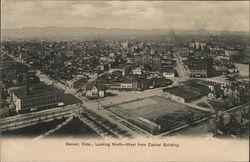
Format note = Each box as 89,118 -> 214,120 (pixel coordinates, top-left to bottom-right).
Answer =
2,26 -> 249,33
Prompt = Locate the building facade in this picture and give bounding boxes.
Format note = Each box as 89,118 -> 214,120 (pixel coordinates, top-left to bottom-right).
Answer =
12,84 -> 65,113
187,57 -> 213,78
85,84 -> 106,98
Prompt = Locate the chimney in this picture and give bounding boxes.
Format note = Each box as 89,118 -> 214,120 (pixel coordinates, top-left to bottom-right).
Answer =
25,73 -> 30,95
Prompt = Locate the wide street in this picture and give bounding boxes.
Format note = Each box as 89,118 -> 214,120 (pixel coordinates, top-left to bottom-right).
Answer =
173,52 -> 189,82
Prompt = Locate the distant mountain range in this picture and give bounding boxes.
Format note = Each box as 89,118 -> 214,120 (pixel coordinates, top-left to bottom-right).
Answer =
1,26 -> 248,40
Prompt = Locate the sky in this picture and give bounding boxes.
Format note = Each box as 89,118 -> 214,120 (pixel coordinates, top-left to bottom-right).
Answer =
1,1 -> 249,31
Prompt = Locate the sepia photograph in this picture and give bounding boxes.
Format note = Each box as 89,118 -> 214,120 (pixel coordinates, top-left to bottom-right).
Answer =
0,0 -> 249,161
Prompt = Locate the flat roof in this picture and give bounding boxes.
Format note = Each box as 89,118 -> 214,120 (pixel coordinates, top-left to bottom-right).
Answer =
203,75 -> 232,84
163,86 -> 202,100
192,79 -> 221,87
13,84 -> 64,99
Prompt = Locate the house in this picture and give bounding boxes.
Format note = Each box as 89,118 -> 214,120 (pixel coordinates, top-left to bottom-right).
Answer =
132,67 -> 143,75
85,84 -> 106,98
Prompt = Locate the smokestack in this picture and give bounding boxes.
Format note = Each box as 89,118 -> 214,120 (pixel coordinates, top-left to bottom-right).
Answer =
25,73 -> 30,95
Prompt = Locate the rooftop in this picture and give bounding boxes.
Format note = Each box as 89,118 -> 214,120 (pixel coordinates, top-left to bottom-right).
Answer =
204,75 -> 233,84
86,83 -> 106,91
181,80 -> 210,90
163,86 -> 201,100
13,83 -> 64,99
192,79 -> 221,87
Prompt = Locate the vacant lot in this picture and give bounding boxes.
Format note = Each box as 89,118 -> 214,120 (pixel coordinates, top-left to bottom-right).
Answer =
106,96 -> 209,135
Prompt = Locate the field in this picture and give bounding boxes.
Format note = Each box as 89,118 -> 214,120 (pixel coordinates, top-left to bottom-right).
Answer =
106,96 -> 209,135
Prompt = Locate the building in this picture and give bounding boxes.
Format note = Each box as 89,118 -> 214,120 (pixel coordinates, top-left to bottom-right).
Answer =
227,65 -> 238,74
120,83 -> 133,90
214,65 -> 228,74
152,54 -> 162,70
162,66 -> 175,78
235,63 -> 249,77
225,50 -> 240,57
110,82 -> 121,90
109,65 -> 131,76
177,47 -> 189,58
151,78 -> 172,88
187,56 -> 213,78
12,83 -> 65,113
189,42 -> 206,50
132,67 -> 143,75
205,76 -> 233,87
97,63 -> 108,72
162,80 -> 210,102
193,79 -> 221,98
119,76 -> 149,91
67,76 -> 88,89
85,84 -> 106,98
121,42 -> 128,48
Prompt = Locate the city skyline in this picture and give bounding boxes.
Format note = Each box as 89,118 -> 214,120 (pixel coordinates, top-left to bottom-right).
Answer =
2,1 -> 249,32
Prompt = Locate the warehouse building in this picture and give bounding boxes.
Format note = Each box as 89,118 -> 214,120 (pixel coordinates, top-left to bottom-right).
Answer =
12,83 -> 65,113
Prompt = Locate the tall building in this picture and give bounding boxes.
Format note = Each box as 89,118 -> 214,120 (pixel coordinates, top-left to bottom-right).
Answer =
187,56 -> 213,78
121,42 -> 128,48
152,54 -> 162,71
177,47 -> 189,58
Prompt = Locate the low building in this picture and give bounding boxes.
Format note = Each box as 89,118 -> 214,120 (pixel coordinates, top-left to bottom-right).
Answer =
12,83 -> 65,113
85,84 -> 106,98
120,83 -> 133,90
132,67 -> 143,75
110,82 -> 121,90
120,76 -> 148,91
97,63 -> 108,72
67,76 -> 88,89
109,68 -> 126,76
193,79 -> 222,98
162,81 -> 210,103
162,66 -> 175,78
151,78 -> 172,88
235,63 -> 249,77
205,75 -> 233,87
225,50 -> 240,57
109,64 -> 131,76
162,87 -> 192,103
227,65 -> 238,74
214,65 -> 228,74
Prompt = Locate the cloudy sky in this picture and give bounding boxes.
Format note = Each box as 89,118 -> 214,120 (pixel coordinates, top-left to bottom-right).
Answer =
2,1 -> 249,31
